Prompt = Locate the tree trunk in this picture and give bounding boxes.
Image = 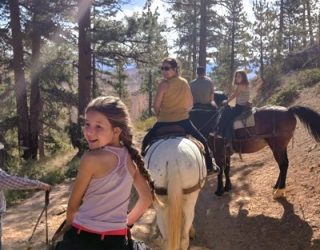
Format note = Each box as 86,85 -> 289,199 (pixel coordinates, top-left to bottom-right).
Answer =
277,0 -> 284,57
306,0 -> 314,45
192,4 -> 197,79
198,0 -> 207,67
29,7 -> 42,159
259,35 -> 264,80
302,3 -> 307,47
148,70 -> 152,116
9,0 -> 31,159
230,17 -> 236,84
78,0 -> 92,119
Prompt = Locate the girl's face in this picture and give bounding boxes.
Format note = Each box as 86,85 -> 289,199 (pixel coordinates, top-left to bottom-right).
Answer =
161,62 -> 177,79
83,110 -> 122,149
235,72 -> 243,84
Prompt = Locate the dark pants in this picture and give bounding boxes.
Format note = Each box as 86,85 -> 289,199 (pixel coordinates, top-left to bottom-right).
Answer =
55,227 -> 127,250
217,104 -> 246,140
142,119 -> 213,171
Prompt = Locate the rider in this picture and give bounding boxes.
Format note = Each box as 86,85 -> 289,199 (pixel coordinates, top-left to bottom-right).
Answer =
141,57 -> 215,173
190,66 -> 217,110
0,156 -> 51,249
215,69 -> 251,144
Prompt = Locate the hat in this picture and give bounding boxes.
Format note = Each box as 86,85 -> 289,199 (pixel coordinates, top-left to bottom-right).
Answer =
196,66 -> 206,75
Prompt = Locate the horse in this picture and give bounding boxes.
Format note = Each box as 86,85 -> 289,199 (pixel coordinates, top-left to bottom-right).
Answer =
191,105 -> 320,199
144,137 -> 206,250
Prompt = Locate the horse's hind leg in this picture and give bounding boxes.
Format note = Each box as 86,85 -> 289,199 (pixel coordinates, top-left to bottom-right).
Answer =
224,155 -> 232,192
215,157 -> 225,196
181,191 -> 199,250
270,146 -> 289,198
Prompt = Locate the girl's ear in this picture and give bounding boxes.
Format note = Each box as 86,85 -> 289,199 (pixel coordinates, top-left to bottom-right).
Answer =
113,127 -> 122,137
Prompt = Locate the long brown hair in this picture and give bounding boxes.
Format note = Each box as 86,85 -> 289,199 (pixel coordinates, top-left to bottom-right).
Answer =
85,96 -> 156,198
232,70 -> 249,86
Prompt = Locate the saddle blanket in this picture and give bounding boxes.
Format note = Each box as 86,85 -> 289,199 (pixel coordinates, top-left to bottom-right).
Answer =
233,110 -> 255,130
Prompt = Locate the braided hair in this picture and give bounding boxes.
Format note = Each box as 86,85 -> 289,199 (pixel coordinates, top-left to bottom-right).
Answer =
85,96 -> 156,199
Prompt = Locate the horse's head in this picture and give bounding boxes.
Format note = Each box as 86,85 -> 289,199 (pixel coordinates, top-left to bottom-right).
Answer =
214,90 -> 228,108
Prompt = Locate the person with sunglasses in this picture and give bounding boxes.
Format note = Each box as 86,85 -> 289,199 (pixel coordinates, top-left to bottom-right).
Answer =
141,57 -> 215,173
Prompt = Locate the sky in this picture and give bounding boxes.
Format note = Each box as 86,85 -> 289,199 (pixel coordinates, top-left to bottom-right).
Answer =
119,0 -> 258,77
120,0 -> 256,53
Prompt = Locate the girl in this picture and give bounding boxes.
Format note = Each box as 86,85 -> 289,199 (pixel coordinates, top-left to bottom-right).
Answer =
56,96 -> 153,250
141,57 -> 214,172
216,70 -> 251,142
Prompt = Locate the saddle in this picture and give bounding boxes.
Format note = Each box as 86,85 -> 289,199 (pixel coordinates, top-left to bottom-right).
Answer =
155,124 -> 186,138
233,106 -> 256,130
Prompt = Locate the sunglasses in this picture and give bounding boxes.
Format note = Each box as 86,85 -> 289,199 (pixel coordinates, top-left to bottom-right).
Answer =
160,66 -> 173,71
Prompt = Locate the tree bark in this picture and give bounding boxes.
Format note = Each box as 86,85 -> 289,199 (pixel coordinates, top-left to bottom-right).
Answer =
198,0 -> 207,67
29,4 -> 42,159
78,0 -> 92,119
306,0 -> 314,45
9,0 -> 31,159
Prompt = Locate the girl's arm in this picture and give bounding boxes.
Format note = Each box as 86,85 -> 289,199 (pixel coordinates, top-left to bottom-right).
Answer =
225,85 -> 242,104
66,154 -> 95,225
153,80 -> 169,115
127,159 -> 152,226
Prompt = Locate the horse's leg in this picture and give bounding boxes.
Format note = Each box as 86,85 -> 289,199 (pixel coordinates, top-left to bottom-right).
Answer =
214,156 -> 225,196
181,191 -> 200,250
271,147 -> 289,199
224,155 -> 232,192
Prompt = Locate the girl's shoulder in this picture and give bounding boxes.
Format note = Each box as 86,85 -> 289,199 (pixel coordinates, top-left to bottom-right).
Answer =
81,149 -> 118,171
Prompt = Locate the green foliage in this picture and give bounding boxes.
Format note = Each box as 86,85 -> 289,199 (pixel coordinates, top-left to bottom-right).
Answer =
263,64 -> 281,86
65,155 -> 81,179
297,69 -> 320,88
269,85 -> 299,106
67,122 -> 88,154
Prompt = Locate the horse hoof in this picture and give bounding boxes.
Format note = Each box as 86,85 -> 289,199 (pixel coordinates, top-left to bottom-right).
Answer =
273,188 -> 286,199
224,184 -> 232,192
189,225 -> 196,239
215,189 -> 224,196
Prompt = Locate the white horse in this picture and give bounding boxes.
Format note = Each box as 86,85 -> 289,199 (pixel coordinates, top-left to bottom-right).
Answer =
145,137 -> 207,250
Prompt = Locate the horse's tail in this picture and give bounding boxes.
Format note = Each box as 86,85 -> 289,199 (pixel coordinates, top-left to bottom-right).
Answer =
166,160 -> 183,250
288,106 -> 320,143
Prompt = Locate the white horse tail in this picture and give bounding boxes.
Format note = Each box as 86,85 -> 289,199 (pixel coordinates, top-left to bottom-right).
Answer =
166,160 -> 183,250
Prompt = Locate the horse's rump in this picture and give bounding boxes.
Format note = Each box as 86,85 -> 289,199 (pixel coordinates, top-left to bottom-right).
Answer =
145,137 -> 206,191
232,106 -> 296,140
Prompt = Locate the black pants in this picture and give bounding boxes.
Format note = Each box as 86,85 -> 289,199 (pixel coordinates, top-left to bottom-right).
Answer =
142,119 -> 213,171
55,227 -> 127,250
217,104 -> 246,140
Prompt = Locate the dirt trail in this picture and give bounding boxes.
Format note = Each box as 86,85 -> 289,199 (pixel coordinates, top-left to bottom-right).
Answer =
3,86 -> 320,250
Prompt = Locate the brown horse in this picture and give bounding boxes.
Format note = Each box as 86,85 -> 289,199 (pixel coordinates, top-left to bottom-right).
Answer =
191,105 -> 320,199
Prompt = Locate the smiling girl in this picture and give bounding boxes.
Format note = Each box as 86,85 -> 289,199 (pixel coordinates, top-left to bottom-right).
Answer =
56,96 -> 153,250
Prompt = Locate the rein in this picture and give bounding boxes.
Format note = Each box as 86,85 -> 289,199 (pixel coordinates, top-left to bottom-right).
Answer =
197,110 -> 220,133
28,190 -> 50,246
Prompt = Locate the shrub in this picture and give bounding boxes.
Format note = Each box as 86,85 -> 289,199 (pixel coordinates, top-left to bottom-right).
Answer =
263,64 -> 281,87
298,69 -> 320,87
269,85 -> 299,106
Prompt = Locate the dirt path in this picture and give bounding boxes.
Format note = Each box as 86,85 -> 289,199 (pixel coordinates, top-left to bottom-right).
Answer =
3,87 -> 320,250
